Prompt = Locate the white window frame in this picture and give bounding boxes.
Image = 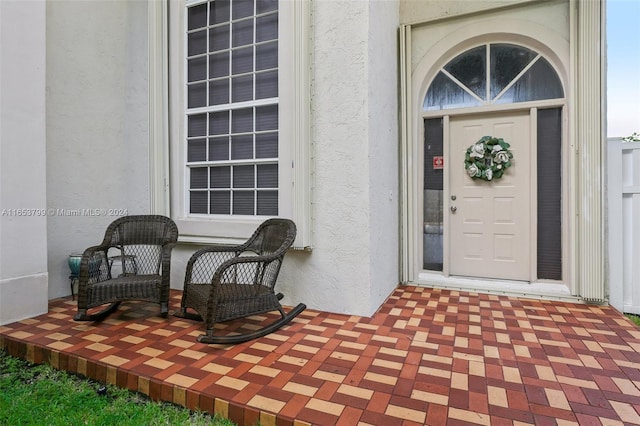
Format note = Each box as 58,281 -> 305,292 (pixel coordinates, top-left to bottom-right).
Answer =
149,0 -> 311,248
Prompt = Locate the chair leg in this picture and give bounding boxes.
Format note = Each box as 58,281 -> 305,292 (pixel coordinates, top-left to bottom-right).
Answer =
173,307 -> 204,322
196,303 -> 307,345
160,302 -> 169,317
73,302 -> 121,321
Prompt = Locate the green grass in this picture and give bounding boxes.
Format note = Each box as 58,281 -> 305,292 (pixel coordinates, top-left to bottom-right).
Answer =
0,350 -> 236,426
626,313 -> 640,328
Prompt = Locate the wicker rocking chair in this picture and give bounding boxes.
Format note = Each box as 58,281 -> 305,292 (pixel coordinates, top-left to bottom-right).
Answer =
174,218 -> 305,344
73,215 -> 178,321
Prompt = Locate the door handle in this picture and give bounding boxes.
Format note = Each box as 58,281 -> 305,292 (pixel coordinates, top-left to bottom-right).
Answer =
450,205 -> 457,213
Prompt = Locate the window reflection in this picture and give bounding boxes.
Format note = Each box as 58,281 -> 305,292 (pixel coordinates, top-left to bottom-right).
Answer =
424,72 -> 482,111
444,45 -> 486,99
494,58 -> 564,104
424,44 -> 563,111
490,44 -> 537,99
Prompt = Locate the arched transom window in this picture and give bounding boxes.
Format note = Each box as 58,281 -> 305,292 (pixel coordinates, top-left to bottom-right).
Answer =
424,43 -> 564,111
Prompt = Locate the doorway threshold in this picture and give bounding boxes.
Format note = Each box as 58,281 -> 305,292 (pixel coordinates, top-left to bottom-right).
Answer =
415,271 -> 583,303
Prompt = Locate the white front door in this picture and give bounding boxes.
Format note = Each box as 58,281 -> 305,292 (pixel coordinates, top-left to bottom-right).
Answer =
448,112 -> 531,281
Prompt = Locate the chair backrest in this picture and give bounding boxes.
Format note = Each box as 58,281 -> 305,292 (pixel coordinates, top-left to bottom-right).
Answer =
244,218 -> 297,257
105,215 -> 178,246
220,218 -> 296,289
102,215 -> 178,275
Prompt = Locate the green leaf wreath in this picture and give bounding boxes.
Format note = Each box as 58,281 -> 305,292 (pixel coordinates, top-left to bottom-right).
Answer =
464,136 -> 513,181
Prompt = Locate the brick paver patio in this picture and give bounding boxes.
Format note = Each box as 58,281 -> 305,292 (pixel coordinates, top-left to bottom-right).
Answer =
2,286 -> 640,425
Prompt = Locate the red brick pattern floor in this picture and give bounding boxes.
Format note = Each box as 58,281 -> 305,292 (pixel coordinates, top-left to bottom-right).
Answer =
2,286 -> 640,425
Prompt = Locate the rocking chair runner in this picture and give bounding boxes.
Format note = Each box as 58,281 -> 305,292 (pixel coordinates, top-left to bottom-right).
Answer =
174,218 -> 306,344
73,215 -> 178,321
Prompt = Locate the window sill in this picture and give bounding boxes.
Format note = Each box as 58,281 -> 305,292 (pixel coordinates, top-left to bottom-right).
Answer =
175,216 -> 312,251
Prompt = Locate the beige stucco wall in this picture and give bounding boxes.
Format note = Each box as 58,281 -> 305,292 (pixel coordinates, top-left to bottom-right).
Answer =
170,0 -> 401,317
40,0 -> 401,317
2,0 -> 595,324
0,0 -> 49,324
45,0 -> 150,299
400,0 -> 538,24
283,0 -> 400,315
408,0 -> 569,78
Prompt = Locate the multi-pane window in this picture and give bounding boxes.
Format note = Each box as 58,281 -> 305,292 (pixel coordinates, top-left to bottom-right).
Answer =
424,44 -> 564,111
186,0 -> 279,216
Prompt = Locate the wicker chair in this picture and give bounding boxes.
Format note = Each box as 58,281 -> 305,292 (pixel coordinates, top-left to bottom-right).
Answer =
174,218 -> 305,344
73,215 -> 178,321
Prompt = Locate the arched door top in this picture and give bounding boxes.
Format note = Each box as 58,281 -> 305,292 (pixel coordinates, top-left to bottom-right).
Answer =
424,43 -> 564,111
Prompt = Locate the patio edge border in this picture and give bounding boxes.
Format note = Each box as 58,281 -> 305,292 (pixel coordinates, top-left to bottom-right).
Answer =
0,335 -> 312,426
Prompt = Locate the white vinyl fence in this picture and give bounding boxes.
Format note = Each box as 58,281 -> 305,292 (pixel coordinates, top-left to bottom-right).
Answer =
608,138 -> 640,314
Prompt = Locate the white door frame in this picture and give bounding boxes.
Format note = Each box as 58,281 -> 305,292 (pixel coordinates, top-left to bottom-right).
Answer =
400,1 -> 606,301
417,103 -> 572,299
399,1 -> 605,302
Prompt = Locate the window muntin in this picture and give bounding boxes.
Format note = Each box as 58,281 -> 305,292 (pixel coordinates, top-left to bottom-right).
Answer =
489,44 -> 537,98
185,0 -> 279,216
424,44 -> 564,111
494,57 -> 564,105
444,45 -> 486,99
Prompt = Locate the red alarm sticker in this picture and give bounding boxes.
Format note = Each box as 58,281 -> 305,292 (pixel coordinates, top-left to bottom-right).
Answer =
433,156 -> 444,170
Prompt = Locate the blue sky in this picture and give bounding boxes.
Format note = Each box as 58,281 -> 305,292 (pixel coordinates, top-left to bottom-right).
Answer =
607,0 -> 640,137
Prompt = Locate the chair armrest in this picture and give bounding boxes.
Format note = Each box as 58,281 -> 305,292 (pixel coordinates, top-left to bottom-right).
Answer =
209,252 -> 284,290
184,245 -> 242,285
78,245 -> 110,285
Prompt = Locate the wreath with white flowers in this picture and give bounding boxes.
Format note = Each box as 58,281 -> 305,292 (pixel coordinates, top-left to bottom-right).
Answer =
464,136 -> 513,181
